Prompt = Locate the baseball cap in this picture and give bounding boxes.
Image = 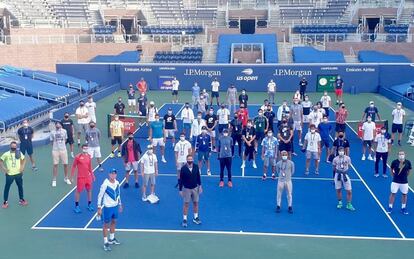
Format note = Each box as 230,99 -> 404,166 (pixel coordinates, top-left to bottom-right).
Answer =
109,168 -> 117,174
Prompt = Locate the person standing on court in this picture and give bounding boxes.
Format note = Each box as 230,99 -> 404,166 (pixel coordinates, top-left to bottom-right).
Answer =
262,130 -> 279,180
0,141 -> 28,209
137,92 -> 148,116
175,133 -> 192,188
204,107 -> 218,150
230,113 -> 243,157
75,100 -> 89,147
181,103 -> 194,139
303,124 -> 321,175
149,113 -> 166,163
320,91 -> 332,117
163,108 -> 178,148
361,101 -> 381,122
146,101 -> 158,139
299,77 -> 308,100
361,116 -> 376,161
85,121 -> 104,172
71,144 -> 95,214
290,98 -> 303,146
391,102 -> 406,146
109,114 -> 124,158
191,82 -> 200,110
335,103 -> 348,137
140,145 -> 158,202
127,84 -> 136,114
97,168 -> 122,252
302,95 -> 312,124
171,77 -> 180,104
62,112 -> 75,158
179,154 -> 202,228
334,75 -> 344,105
190,112 -> 206,151
239,89 -> 249,107
276,100 -> 290,127
85,95 -> 97,123
121,132 -> 142,189
50,121 -> 70,187
267,79 -> 276,105
217,103 -> 230,134
374,126 -> 392,178
196,126 -> 212,176
241,120 -> 257,169
332,147 -> 355,211
275,150 -> 294,213
264,104 -> 276,134
137,77 -> 148,95
226,84 -> 238,114
236,102 -> 249,128
277,119 -> 293,159
211,77 -> 220,106
387,151 -> 411,215
17,119 -> 38,172
114,97 -> 126,116
217,129 -> 233,188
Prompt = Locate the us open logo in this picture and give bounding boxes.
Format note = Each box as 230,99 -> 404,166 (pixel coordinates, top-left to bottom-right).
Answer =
237,68 -> 258,81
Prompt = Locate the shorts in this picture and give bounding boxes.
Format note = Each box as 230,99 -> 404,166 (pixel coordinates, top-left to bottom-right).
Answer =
20,142 -> 33,156
177,161 -> 186,171
279,142 -> 292,152
87,146 -> 102,158
103,206 -> 119,223
335,123 -> 346,133
198,151 -> 210,161
143,173 -> 156,186
334,173 -> 352,191
183,123 -> 192,131
111,136 -> 122,145
66,134 -> 74,145
152,137 -> 165,147
52,150 -> 68,165
208,130 -> 216,138
363,140 -> 372,148
211,91 -> 219,98
306,150 -> 319,160
125,161 -> 139,171
293,121 -> 302,131
77,177 -> 92,192
218,124 -> 228,133
128,99 -> 136,106
391,123 -> 403,133
164,129 -> 175,138
323,107 -> 330,116
391,182 -> 409,194
182,186 -> 200,203
172,90 -> 178,96
256,132 -> 265,142
264,156 -> 276,167
303,115 -> 310,123
244,144 -> 255,160
321,138 -> 330,148
335,88 -> 343,96
77,123 -> 88,134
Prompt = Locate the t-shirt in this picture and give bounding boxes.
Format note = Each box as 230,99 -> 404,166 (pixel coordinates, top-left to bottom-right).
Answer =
114,102 -> 126,115
174,140 -> 192,163
318,122 -> 332,140
138,96 -> 147,112
290,104 -> 303,121
320,95 -> 331,108
150,121 -> 163,139
267,82 -> 276,92
364,106 -> 379,121
110,120 -> 124,137
390,159 -> 412,184
0,151 -> 25,175
304,132 -> 321,152
217,108 -> 230,124
85,127 -> 101,147
230,118 -> 242,135
237,108 -> 249,126
181,108 -> 194,124
85,101 -> 96,120
302,101 -> 312,116
335,108 -> 348,124
196,134 -> 211,152
391,108 -> 405,124
374,133 -> 391,153
127,141 -> 135,163
299,80 -> 308,91
137,80 -> 148,93
192,85 -> 200,97
147,107 -> 157,122
335,78 -> 344,89
276,160 -> 295,182
261,136 -> 279,157
309,111 -> 323,127
242,127 -> 256,143
50,129 -> 68,151
264,111 -> 275,130
333,155 -> 352,172
71,153 -> 92,179
217,136 -> 233,158
163,114 -> 176,130
127,88 -> 135,99
76,106 -> 89,124
141,153 -> 157,174
362,121 -> 376,141
172,79 -> 180,91
227,87 -> 237,100
332,138 -> 350,155
61,119 -> 74,135
239,94 -> 248,105
17,126 -> 34,143
254,116 -> 267,132
205,114 -> 218,129
278,125 -> 292,142
211,81 -> 220,92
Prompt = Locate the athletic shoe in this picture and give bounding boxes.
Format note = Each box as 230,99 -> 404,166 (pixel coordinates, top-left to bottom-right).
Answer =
162,156 -> 167,163
182,219 -> 188,228
401,208 -> 409,215
326,160 -> 331,164
346,203 -> 356,211
99,167 -> 104,172
227,181 -> 233,188
71,152 -> 74,158
142,196 -> 147,202
193,217 -> 202,225
288,207 -> 293,214
117,152 -> 122,158
135,182 -> 140,189
252,161 -> 257,169
64,178 -> 72,185
292,152 -> 298,156
123,182 -> 129,189
315,171 -> 319,175
361,155 -> 366,161
241,162 -> 245,169
19,199 -> 28,206
109,153 -> 115,158
262,174 -> 266,181
271,174 -> 276,180
374,173 -> 379,178
2,202 -> 9,209
52,180 -> 57,187
276,206 -> 281,213
367,155 -> 374,161
299,141 -> 303,146
103,243 -> 111,252
337,201 -> 343,209
304,171 -> 309,176
32,166 -> 38,172
207,170 -> 211,176
219,181 -> 224,187
74,206 -> 81,214
87,204 -> 94,212
398,140 -> 401,146
382,174 -> 388,178
387,207 -> 393,214
109,238 -> 121,245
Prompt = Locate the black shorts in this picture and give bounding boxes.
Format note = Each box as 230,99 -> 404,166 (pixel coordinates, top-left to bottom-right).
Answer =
244,144 -> 255,160
111,136 -> 123,145
363,140 -> 372,147
172,90 -> 178,96
335,123 -> 346,133
279,142 -> 292,152
255,132 -> 265,142
391,123 -> 403,133
323,107 -> 330,116
321,138 -> 330,148
20,142 -> 33,156
66,134 -> 74,145
212,91 -> 219,98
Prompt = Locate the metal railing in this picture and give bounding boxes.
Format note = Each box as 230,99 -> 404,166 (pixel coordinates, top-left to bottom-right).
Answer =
358,0 -> 402,8
397,0 -> 406,22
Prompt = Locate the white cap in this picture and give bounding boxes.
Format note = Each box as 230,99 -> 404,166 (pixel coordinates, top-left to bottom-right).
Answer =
397,102 -> 402,106
150,101 -> 155,105
369,101 -> 374,104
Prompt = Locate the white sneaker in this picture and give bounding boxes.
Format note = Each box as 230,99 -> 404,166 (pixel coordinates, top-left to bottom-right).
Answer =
52,180 -> 56,187
142,196 -> 147,202
241,162 -> 245,169
64,178 -> 72,185
299,140 -> 303,146
361,155 -> 366,161
207,170 -> 211,176
71,152 -> 74,158
253,162 -> 257,169
368,155 -> 374,161
162,156 -> 167,163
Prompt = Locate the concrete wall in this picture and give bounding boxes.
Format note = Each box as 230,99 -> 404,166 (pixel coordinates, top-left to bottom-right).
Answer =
207,27 -> 289,42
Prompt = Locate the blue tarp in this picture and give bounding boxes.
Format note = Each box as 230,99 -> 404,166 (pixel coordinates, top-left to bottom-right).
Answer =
292,46 -> 345,63
358,51 -> 411,63
89,51 -> 141,63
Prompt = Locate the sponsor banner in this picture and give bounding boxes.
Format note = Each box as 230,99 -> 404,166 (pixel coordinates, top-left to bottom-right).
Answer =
158,75 -> 175,90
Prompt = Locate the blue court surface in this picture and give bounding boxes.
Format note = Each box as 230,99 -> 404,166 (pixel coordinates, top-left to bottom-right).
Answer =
32,104 -> 414,241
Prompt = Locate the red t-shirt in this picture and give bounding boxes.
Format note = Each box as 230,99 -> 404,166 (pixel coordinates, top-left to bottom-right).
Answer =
336,108 -> 348,124
137,80 -> 147,94
237,108 -> 249,127
127,140 -> 135,162
71,153 -> 93,180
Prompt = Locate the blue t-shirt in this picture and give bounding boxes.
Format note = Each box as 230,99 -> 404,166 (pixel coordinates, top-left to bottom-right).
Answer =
127,88 -> 135,99
192,85 -> 200,97
364,106 -> 379,121
151,121 -> 164,139
318,122 -> 332,140
196,134 -> 211,152
335,79 -> 344,89
261,137 -> 279,157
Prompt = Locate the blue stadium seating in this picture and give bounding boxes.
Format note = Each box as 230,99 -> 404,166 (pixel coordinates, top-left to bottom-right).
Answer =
142,25 -> 203,35
89,51 -> 141,63
153,47 -> 203,63
216,34 -> 278,63
92,25 -> 116,34
292,46 -> 345,63
293,25 -> 358,34
358,51 -> 411,63
384,25 -> 409,34
0,90 -> 49,129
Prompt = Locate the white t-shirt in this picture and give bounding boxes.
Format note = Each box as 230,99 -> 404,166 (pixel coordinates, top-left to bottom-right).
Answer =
147,107 -> 157,122
85,101 -> 96,119
172,79 -> 180,91
217,108 -> 230,124
267,82 -> 276,92
181,108 -> 195,124
141,153 -> 158,174
261,105 -> 272,112
391,108 -> 405,124
276,105 -> 290,121
174,140 -> 192,163
374,133 -> 391,153
320,95 -> 331,108
309,111 -> 323,127
211,81 -> 220,92
305,132 -> 321,152
76,106 -> 89,124
362,121 -> 376,141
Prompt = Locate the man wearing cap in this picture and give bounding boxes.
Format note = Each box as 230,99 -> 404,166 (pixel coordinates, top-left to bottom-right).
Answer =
181,103 -> 194,139
121,132 -> 142,189
391,102 -> 406,146
362,101 -> 381,122
196,126 -> 211,176
217,129 -> 233,187
140,145 -> 158,202
275,150 -> 294,213
332,147 -> 355,211
75,100 -> 89,147
387,151 -> 411,215
97,168 -> 122,251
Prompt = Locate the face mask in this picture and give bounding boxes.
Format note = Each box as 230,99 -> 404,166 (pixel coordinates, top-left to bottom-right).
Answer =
397,105 -> 402,109
381,130 -> 386,134
247,124 -> 252,128
370,104 -> 374,108
197,115 -> 202,119
367,118 -> 372,122
168,111 -> 172,115
223,133 -> 228,137
259,112 -> 263,116
294,101 -> 299,104
221,106 -> 225,109
56,126 -> 62,130
242,91 -> 246,95
341,106 -> 345,109
313,108 -> 318,112
185,105 -> 189,108
338,134 -> 344,139
209,111 -> 213,115
80,103 -> 84,107
324,93 -> 327,96
10,147 -> 16,152
311,129 -> 316,133
234,116 -> 238,119
187,161 -> 193,166
282,155 -> 288,160
399,154 -> 405,161
180,136 -> 185,141
338,151 -> 345,156
128,136 -> 133,140
147,149 -> 153,155
305,98 -> 309,101
150,104 -> 154,107
23,123 -> 28,127
283,103 -> 287,107
118,100 -> 122,103
90,124 -> 95,128
114,117 -> 119,121
323,118 -> 328,122
82,148 -> 88,153
89,98 -> 93,102
267,133 -> 273,137
64,115 -> 69,119
202,130 -> 207,134
155,117 -> 160,121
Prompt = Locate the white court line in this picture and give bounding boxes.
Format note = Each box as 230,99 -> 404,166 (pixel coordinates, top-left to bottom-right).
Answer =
31,226 -> 414,242
31,104 -> 166,230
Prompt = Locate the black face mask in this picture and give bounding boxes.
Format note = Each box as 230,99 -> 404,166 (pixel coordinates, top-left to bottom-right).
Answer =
64,115 -> 69,119
187,161 -> 193,166
338,135 -> 344,139
128,136 -> 133,140
10,147 -> 16,152
90,125 -> 95,128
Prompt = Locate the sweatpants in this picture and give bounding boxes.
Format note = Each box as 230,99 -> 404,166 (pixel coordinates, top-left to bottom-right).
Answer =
276,180 -> 292,207
375,152 -> 388,175
219,157 -> 232,181
4,173 -> 24,202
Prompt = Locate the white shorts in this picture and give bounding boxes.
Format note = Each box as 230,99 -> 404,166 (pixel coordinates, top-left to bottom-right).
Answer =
303,115 -> 310,123
128,99 -> 136,106
152,138 -> 165,147
176,161 -> 186,171
164,129 -> 175,138
87,146 -> 101,158
208,130 -> 216,138
125,161 -> 139,171
334,173 -> 352,191
391,182 -> 409,194
293,121 -> 302,131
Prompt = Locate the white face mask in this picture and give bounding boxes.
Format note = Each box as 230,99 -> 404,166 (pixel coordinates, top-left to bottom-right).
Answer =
258,112 -> 263,116
147,149 -> 153,155
223,133 -> 228,137
397,105 -> 402,109
180,136 -> 185,141
247,123 -> 252,127
209,111 -> 214,115
197,115 -> 202,119
323,118 -> 328,122
367,118 -> 372,122
338,151 -> 345,156
82,148 -> 88,153
282,155 -> 288,160
370,104 -> 374,108
267,133 -> 273,137
23,123 -> 29,127
311,129 -> 316,133
381,130 -> 386,134
305,98 -> 309,101
399,154 -> 405,161
168,111 -> 172,115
